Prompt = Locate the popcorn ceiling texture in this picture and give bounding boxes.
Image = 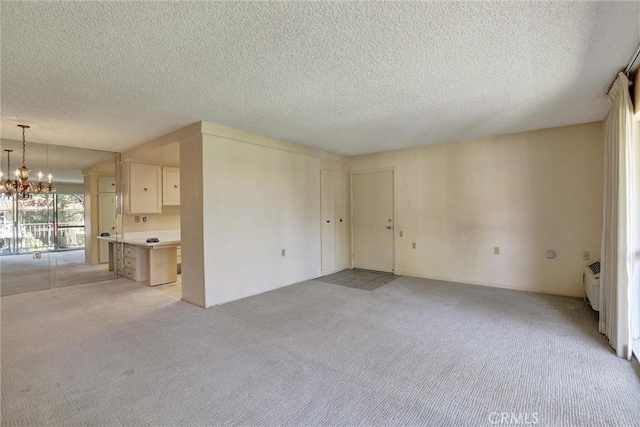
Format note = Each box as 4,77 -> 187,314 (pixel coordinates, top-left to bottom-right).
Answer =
1,2 -> 638,155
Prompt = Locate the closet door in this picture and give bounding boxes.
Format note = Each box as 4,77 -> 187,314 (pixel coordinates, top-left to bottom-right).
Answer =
333,172 -> 347,270
321,170 -> 347,274
321,171 -> 335,273
98,193 -> 117,263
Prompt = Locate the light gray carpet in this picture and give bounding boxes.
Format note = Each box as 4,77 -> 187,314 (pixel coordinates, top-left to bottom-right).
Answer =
0,251 -> 116,296
317,268 -> 398,291
2,276 -> 640,426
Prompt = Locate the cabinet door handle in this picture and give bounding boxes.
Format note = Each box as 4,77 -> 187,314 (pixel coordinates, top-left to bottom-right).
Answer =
143,188 -> 148,192
340,219 -> 343,222
326,220 -> 331,223
174,185 -> 178,189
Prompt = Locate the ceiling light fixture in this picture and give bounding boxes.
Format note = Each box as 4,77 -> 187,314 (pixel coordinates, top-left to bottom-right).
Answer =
0,125 -> 55,199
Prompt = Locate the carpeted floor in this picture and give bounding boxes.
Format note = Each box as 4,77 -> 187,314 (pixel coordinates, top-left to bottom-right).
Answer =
2,275 -> 639,426
0,251 -> 116,296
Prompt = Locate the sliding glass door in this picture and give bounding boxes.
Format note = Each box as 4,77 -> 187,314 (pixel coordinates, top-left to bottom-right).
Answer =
56,194 -> 85,251
17,194 -> 54,254
0,198 -> 16,255
0,193 -> 85,255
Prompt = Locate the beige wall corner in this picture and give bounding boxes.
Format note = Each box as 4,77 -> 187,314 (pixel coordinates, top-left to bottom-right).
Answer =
179,135 -> 206,308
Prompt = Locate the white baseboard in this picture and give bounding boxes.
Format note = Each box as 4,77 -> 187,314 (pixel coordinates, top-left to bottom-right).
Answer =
395,270 -> 583,298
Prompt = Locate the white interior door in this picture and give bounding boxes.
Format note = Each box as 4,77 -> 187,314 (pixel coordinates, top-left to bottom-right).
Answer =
98,193 -> 117,263
321,170 -> 348,274
333,172 -> 347,270
321,171 -> 335,273
352,169 -> 394,272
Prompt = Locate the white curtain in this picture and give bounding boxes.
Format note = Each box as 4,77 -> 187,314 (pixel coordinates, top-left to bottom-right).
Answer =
600,72 -> 637,360
633,97 -> 640,359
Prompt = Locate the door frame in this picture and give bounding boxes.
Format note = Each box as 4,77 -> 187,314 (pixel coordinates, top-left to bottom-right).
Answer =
349,167 -> 396,273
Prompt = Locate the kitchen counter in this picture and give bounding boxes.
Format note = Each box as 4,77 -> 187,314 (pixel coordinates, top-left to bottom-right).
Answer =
99,232 -> 181,286
98,235 -> 180,248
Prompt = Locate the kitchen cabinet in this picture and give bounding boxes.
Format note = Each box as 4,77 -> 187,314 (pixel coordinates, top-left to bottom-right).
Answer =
98,176 -> 116,193
162,167 -> 180,206
103,237 -> 179,286
98,193 -> 117,263
125,162 -> 162,214
122,244 -> 150,282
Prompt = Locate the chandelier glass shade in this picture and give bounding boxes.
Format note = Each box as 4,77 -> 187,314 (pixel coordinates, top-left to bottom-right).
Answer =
0,125 -> 55,199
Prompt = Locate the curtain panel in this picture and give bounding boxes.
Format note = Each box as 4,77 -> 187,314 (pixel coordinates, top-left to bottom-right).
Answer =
600,72 -> 637,360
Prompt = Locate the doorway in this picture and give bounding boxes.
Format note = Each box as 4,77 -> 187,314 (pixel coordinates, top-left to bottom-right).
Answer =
351,169 -> 394,273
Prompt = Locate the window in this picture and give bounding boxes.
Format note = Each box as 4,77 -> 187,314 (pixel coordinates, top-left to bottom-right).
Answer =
0,193 -> 86,255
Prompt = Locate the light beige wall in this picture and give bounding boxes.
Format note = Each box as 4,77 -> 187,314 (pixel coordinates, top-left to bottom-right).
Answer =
122,206 -> 180,232
189,122 -> 348,307
349,122 -> 604,297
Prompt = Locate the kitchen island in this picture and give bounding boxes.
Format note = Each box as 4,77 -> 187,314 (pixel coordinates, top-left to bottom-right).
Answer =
98,232 -> 181,286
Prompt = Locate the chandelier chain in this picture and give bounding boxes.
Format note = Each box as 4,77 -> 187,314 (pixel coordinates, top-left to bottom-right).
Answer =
22,126 -> 26,166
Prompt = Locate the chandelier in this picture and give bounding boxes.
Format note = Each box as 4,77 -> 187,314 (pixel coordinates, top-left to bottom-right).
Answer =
0,125 -> 54,199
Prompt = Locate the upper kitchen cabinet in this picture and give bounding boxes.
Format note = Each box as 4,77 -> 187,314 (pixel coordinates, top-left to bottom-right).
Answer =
162,167 -> 180,206
124,162 -> 162,214
98,176 -> 116,193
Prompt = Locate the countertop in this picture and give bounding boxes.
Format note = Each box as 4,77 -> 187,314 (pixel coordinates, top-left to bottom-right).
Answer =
97,235 -> 181,248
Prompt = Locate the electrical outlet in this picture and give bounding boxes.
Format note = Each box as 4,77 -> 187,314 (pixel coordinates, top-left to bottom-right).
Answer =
33,251 -> 41,260
142,216 -> 147,223
135,216 -> 140,223
281,249 -> 285,257
582,251 -> 590,261
412,242 -> 416,249
494,247 -> 500,255
399,231 -> 403,238
546,250 -> 556,259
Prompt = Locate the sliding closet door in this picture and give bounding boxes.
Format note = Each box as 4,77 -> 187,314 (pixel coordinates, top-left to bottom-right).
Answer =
321,170 -> 347,275
321,171 -> 335,273
333,172 -> 347,271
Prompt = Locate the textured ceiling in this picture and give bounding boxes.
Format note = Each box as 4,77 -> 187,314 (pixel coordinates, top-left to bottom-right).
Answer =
1,2 -> 639,155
